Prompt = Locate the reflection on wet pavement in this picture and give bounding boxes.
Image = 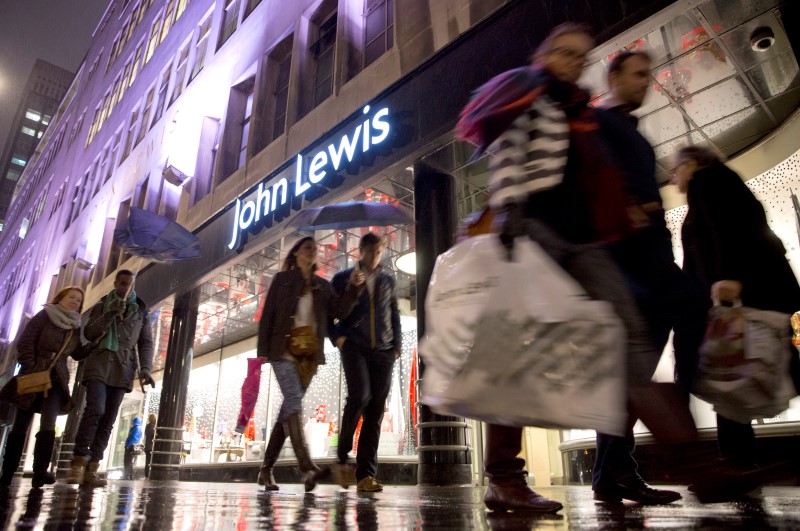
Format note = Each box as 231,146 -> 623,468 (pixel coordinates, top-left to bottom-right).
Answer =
0,481 -> 798,529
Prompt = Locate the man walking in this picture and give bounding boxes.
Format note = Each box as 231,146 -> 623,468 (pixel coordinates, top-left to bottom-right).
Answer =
591,51 -> 710,504
66,269 -> 155,487
330,233 -> 401,492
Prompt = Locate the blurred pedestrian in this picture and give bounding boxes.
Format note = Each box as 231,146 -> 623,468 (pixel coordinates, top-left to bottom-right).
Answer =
256,237 -> 363,491
329,232 -> 401,492
123,417 -> 142,480
144,413 -> 156,478
0,287 -> 85,488
66,270 -> 155,487
457,22 -> 654,513
672,145 -> 800,472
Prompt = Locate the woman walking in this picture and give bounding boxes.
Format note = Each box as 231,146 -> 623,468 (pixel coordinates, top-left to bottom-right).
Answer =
673,145 -> 800,470
0,286 -> 85,487
256,237 -> 363,491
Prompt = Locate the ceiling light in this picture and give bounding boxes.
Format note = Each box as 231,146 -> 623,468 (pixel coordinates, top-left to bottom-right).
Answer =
750,27 -> 775,52
395,251 -> 416,275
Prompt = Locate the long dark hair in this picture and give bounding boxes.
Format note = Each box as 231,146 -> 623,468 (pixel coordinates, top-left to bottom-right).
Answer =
282,236 -> 318,272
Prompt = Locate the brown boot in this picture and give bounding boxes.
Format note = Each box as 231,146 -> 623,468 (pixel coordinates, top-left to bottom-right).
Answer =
484,473 -> 563,513
283,412 -> 323,492
258,422 -> 285,491
82,462 -> 107,488
65,456 -> 87,485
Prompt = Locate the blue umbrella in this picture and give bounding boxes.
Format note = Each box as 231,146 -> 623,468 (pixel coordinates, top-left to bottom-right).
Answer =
291,201 -> 413,230
114,207 -> 201,263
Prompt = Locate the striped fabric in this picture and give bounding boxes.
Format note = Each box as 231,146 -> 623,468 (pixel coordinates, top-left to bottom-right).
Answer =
487,96 -> 569,209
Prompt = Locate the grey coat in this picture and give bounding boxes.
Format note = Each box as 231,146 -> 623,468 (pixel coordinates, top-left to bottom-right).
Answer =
82,295 -> 154,391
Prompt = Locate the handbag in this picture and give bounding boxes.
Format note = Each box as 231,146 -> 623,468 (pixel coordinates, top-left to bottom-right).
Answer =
16,329 -> 74,396
288,326 -> 318,357
131,444 -> 144,456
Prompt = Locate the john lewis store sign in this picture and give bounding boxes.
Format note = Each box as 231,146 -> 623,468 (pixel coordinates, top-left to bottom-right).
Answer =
227,106 -> 391,250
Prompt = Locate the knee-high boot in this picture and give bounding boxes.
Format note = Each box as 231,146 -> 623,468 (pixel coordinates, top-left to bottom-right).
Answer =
258,422 -> 285,490
32,430 -> 57,488
283,412 -> 323,492
0,430 -> 26,486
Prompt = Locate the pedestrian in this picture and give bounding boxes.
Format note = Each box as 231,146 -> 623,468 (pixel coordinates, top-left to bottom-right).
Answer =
144,413 -> 156,478
66,270 -> 155,487
123,417 -> 143,480
457,22 -> 655,513
0,286 -> 84,488
329,232 -> 401,492
672,144 -> 800,472
256,237 -> 363,492
590,50 -> 711,505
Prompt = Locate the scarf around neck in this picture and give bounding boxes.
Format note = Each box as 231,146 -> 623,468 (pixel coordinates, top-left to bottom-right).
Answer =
99,290 -> 139,352
44,304 -> 81,330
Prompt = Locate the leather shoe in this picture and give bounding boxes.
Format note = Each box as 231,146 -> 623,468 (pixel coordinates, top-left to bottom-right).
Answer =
484,476 -> 563,513
593,476 -> 681,504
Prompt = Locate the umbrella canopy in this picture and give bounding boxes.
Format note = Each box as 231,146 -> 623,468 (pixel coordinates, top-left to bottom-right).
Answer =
291,201 -> 413,230
114,207 -> 201,263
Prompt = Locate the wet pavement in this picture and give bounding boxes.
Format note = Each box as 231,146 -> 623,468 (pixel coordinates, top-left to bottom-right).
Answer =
0,480 -> 799,530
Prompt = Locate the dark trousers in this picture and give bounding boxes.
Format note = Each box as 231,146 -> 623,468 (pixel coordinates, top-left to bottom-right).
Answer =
716,414 -> 756,468
483,424 -> 525,481
144,451 -> 152,478
338,342 -> 396,481
73,379 -> 127,463
593,228 -> 708,489
123,446 -> 135,479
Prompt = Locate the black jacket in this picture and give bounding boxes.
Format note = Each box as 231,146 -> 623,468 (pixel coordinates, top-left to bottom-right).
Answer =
329,265 -> 401,352
144,421 -> 156,452
257,269 -> 360,365
681,161 -> 800,314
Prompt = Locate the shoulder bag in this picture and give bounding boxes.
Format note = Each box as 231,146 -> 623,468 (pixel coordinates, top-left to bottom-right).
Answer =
16,329 -> 74,396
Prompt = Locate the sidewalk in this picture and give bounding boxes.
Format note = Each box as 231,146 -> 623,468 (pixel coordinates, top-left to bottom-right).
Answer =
1,480 -> 799,529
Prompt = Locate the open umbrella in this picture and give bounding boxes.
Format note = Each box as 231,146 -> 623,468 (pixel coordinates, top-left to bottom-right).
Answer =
114,207 -> 201,263
290,201 -> 413,231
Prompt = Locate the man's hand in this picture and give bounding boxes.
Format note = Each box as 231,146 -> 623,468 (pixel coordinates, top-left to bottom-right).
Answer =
140,370 -> 156,388
106,298 -> 126,315
711,280 -> 742,303
335,337 -> 346,349
349,269 -> 365,286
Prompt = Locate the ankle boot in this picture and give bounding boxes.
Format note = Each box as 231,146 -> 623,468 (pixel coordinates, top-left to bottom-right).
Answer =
82,461 -> 107,488
65,456 -> 87,485
0,430 -> 26,486
258,422 -> 285,491
484,473 -> 563,513
283,412 -> 323,492
31,430 -> 57,488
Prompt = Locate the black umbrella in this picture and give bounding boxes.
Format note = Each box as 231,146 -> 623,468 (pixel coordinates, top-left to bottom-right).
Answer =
114,207 -> 201,263
290,201 -> 413,230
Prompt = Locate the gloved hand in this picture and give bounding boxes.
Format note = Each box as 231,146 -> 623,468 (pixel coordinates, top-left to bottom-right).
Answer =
495,203 -> 527,261
106,298 -> 127,315
139,370 -> 156,388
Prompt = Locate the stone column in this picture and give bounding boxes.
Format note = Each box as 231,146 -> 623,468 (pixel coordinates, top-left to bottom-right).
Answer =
413,161 -> 472,485
149,289 -> 198,481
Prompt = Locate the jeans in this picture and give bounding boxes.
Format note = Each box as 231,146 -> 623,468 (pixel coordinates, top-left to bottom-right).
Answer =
123,446 -> 135,479
338,342 -> 396,481
73,379 -> 127,462
271,360 -> 307,423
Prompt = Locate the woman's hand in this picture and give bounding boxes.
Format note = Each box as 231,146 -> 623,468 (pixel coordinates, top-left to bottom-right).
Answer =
711,280 -> 742,303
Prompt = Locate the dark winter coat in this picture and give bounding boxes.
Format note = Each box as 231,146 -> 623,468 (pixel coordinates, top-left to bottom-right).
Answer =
81,295 -> 154,391
329,265 -> 401,352
144,420 -> 156,452
257,269 -> 360,365
1,309 -> 82,413
681,160 -> 800,314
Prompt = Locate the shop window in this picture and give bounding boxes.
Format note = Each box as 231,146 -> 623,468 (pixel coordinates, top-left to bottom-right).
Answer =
311,13 -> 337,109
219,0 -> 241,49
189,15 -> 213,82
364,0 -> 394,67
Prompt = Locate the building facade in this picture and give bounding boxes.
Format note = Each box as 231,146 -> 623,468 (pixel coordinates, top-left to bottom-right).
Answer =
0,60 -> 74,231
0,0 -> 798,485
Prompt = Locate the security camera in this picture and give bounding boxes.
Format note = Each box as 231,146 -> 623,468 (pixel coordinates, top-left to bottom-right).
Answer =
750,27 -> 775,52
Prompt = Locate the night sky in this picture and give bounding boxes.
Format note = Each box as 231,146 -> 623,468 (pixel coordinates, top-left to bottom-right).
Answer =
0,0 -> 110,159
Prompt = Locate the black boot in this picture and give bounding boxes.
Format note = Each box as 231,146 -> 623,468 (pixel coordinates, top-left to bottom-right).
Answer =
283,412 -> 323,492
258,422 -> 285,491
31,430 -> 57,488
0,430 -> 26,487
